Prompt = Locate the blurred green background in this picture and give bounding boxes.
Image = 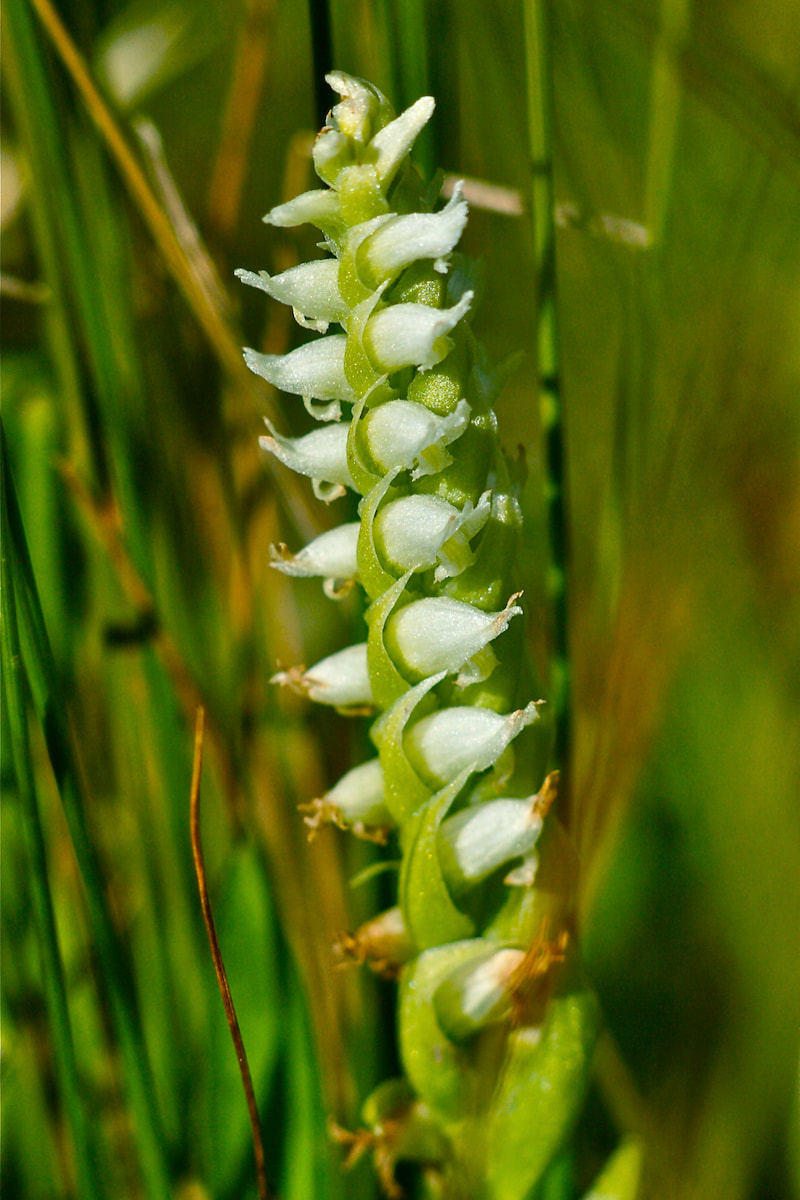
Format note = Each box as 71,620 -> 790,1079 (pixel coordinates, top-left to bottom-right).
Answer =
2,1 -> 799,1197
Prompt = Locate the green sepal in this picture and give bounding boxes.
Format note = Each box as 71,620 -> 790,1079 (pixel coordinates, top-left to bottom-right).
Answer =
336,163 -> 390,228
399,767 -> 475,951
370,672 -> 443,824
441,492 -> 523,611
407,339 -> 470,416
346,379 -> 394,497
485,988 -> 601,1200
415,410 -> 497,511
387,257 -> 448,308
398,941 -> 485,1123
356,469 -> 404,600
343,291 -> 385,399
366,569 -> 416,709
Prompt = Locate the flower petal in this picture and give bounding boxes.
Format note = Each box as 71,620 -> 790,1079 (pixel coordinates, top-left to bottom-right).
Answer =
244,335 -> 356,403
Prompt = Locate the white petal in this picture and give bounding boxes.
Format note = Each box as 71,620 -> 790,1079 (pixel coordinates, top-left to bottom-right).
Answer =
385,594 -> 522,681
259,421 -> 355,498
269,522 -> 360,581
363,291 -> 473,372
361,398 -> 470,478
244,336 -> 355,403
357,184 -> 468,285
405,702 -> 541,787
370,96 -> 435,186
236,261 -> 348,327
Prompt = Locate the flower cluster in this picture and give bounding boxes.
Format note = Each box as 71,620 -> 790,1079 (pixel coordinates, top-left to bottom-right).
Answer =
241,72 -> 596,1198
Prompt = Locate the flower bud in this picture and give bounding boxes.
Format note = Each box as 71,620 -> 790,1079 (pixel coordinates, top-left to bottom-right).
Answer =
384,594 -> 522,683
433,946 -> 525,1042
269,522 -> 360,591
272,643 -> 372,708
361,399 -> 470,479
438,798 -> 544,893
363,291 -> 473,373
244,335 -> 355,404
259,420 -> 355,502
404,702 -> 541,788
325,70 -> 387,144
236,260 -> 347,332
373,491 -> 491,578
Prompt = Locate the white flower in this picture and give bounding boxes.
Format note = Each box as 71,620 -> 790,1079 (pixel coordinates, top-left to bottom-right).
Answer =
272,643 -> 372,708
263,187 -> 341,231
433,946 -> 525,1042
354,184 -> 468,287
373,491 -> 491,578
244,335 -> 355,403
363,291 -> 473,372
361,398 -> 471,479
236,260 -> 347,332
269,522 -> 359,592
259,420 -> 355,502
384,594 -> 523,683
438,797 -> 543,888
370,96 -> 436,187
404,702 -> 541,788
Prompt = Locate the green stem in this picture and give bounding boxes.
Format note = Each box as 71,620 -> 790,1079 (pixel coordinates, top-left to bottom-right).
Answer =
523,0 -> 570,773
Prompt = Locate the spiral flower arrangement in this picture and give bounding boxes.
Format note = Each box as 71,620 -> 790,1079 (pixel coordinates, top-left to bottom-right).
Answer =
240,72 -> 598,1200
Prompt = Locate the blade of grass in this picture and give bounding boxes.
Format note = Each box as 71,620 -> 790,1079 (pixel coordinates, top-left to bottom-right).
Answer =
2,420 -> 173,1200
1,436 -> 103,1200
523,0 -> 570,779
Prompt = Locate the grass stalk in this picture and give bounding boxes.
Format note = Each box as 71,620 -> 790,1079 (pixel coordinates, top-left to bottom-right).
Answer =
1,432 -> 102,1200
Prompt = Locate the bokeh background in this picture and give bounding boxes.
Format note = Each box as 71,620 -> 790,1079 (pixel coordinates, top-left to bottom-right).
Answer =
2,1 -> 799,1198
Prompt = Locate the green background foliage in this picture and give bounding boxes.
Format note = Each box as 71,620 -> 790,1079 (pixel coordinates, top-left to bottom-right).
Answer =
2,1 -> 799,1197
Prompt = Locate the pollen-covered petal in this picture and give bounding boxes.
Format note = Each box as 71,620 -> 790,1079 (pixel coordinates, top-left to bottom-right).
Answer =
244,336 -> 355,403
269,522 -> 360,582
236,261 -> 348,327
259,421 -> 355,498
384,594 -> 522,682
370,95 -> 436,187
272,643 -> 372,708
404,702 -> 541,788
356,184 -> 468,287
263,188 -> 341,230
438,798 -> 544,889
363,291 -> 473,372
361,398 -> 470,478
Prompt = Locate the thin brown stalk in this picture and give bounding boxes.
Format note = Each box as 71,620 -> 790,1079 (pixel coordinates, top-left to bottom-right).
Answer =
189,707 -> 270,1200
